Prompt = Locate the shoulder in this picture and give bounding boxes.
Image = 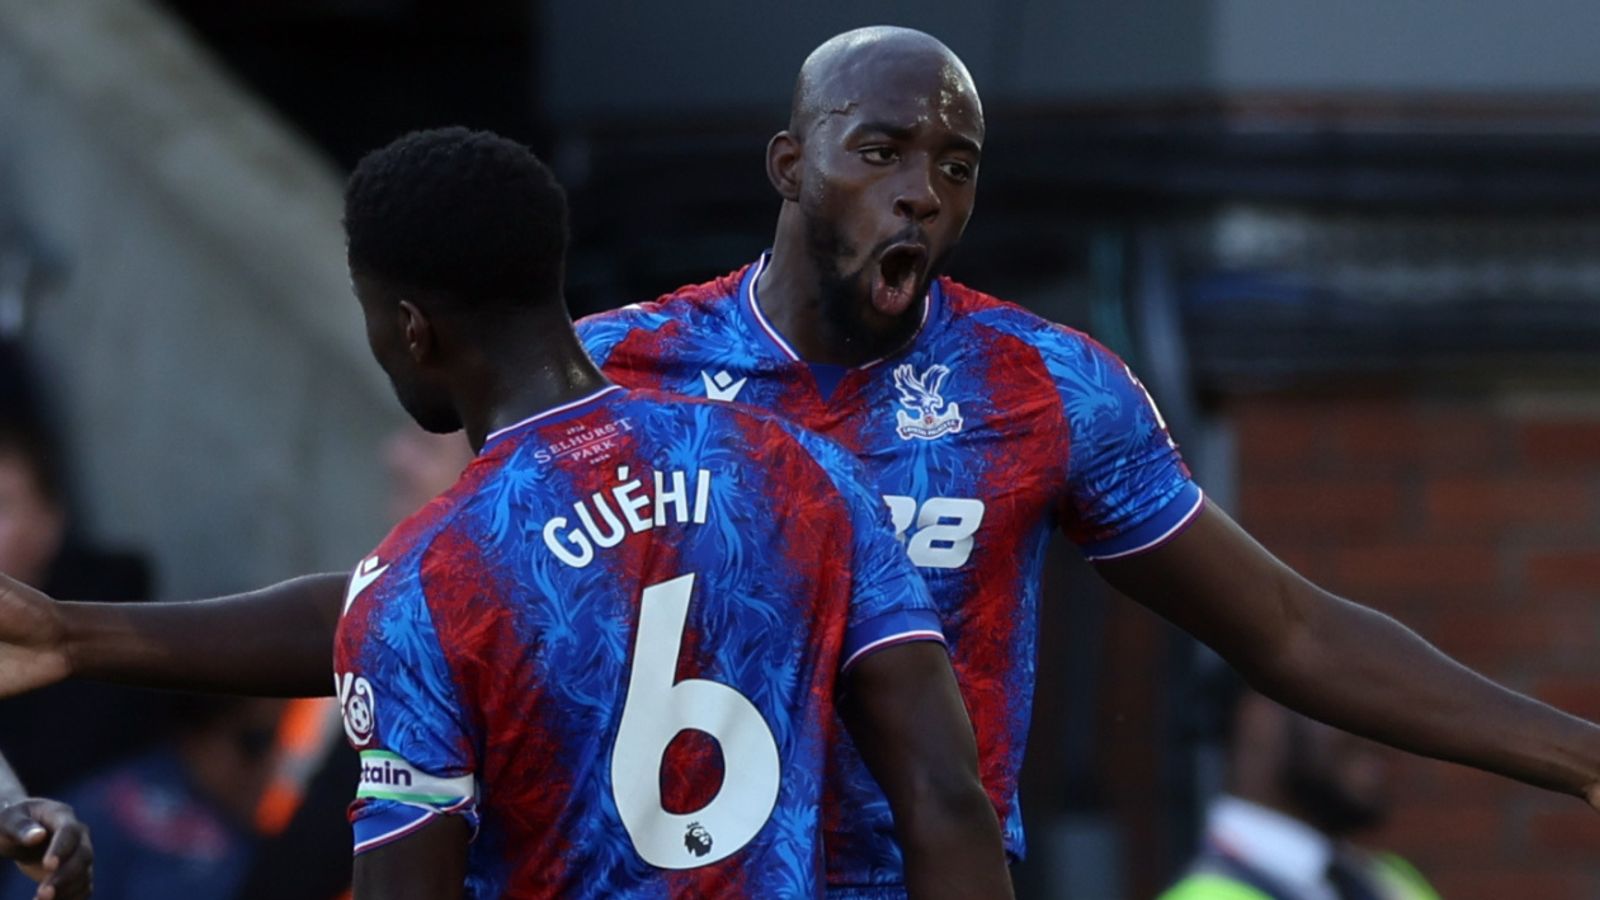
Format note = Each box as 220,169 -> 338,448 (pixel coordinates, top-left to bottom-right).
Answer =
341,467 -> 503,644
939,277 -> 1124,377
627,388 -> 859,485
371,465 -> 495,573
576,266 -> 749,359
652,265 -> 750,309
626,387 -> 810,447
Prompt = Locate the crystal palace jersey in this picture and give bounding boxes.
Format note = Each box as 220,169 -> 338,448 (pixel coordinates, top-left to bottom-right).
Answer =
334,386 -> 943,899
578,254 -> 1205,889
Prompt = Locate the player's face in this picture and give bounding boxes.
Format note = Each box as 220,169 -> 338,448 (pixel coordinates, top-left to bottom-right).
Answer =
351,268 -> 462,434
799,58 -> 983,340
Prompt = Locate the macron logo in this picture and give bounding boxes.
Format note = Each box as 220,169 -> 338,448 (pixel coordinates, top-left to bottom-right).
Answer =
701,370 -> 747,403
343,556 -> 389,615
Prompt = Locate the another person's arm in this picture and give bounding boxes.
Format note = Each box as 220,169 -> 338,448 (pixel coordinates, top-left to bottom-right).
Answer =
0,756 -> 92,900
840,643 -> 1012,899
1037,326 -> 1600,807
0,571 -> 344,698
1098,499 -> 1600,806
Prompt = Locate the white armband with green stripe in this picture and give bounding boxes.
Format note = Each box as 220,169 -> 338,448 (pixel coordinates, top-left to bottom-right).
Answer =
351,750 -> 479,854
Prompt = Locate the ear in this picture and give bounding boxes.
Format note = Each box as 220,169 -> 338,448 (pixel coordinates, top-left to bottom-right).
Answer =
765,130 -> 802,203
397,299 -> 435,364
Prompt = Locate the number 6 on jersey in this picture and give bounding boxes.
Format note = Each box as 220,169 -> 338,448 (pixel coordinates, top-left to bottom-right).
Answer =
610,573 -> 781,868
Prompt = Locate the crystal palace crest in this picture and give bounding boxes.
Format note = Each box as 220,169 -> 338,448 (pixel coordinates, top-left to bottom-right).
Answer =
893,363 -> 963,440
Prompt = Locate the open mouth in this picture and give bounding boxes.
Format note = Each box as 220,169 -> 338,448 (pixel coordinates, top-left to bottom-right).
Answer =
870,242 -> 929,316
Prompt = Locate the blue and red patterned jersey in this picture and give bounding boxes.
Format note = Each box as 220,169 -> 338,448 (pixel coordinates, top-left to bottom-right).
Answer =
334,385 -> 943,899
579,254 -> 1204,889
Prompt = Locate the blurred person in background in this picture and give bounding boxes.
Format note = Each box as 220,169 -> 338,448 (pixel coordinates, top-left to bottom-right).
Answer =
0,340 -> 150,603
0,696 -> 282,900
380,425 -> 473,524
1161,676 -> 1438,900
0,752 -> 92,900
0,341 -> 162,796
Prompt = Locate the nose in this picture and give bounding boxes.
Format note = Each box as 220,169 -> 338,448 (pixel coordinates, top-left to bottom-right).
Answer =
893,164 -> 941,223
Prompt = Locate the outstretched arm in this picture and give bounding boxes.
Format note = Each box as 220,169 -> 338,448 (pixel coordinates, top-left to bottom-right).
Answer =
0,571 -> 345,698
0,756 -> 92,900
841,642 -> 1013,900
1098,499 -> 1600,804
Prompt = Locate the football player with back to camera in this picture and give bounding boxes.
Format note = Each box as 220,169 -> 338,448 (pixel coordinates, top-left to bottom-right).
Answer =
4,24 -> 1600,899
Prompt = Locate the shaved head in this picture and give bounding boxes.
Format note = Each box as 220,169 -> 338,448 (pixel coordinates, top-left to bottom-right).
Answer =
761,26 -> 985,365
789,26 -> 983,140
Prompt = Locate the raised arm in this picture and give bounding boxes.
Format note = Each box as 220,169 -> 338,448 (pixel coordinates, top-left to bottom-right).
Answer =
0,755 -> 92,900
1098,498 -> 1600,805
840,642 -> 1013,900
0,570 -> 345,698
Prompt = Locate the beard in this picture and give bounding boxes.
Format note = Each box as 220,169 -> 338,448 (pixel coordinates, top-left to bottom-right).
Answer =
801,211 -> 955,347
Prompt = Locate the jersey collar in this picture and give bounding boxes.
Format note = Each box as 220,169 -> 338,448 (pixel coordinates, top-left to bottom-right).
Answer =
738,251 -> 944,370
479,384 -> 625,454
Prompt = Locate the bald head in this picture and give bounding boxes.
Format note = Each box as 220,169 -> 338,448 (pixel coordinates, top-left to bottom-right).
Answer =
762,26 -> 984,357
789,27 -> 983,139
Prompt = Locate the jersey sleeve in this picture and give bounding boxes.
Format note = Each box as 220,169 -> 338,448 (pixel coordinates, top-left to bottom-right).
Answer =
791,427 -> 946,672
334,547 -> 481,856
1041,329 -> 1204,560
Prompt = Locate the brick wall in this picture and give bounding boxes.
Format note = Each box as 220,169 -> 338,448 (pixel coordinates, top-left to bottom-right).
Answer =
1231,388 -> 1600,899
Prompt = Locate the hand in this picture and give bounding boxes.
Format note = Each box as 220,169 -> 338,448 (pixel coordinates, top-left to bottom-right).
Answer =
0,798 -> 92,900
0,574 -> 72,699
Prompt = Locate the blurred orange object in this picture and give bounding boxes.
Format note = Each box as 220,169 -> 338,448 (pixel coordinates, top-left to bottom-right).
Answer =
255,696 -> 344,836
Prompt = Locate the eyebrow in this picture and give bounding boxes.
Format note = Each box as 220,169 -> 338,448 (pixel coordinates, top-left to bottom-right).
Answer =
849,120 -> 983,156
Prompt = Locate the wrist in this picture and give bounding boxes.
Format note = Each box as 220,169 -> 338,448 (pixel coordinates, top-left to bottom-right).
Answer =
1526,712 -> 1600,800
55,601 -> 86,680
54,600 -> 128,682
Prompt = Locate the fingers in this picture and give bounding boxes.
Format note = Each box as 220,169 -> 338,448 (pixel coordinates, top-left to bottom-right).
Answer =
41,811 -> 82,870
5,801 -> 91,900
37,850 -> 93,900
38,804 -> 90,888
0,803 -> 48,857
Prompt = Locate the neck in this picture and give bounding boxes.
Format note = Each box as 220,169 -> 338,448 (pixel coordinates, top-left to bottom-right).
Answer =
458,315 -> 611,452
758,208 -> 926,366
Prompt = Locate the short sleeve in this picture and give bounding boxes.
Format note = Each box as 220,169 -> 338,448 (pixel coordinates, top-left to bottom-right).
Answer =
1045,333 -> 1203,559
334,552 -> 480,855
791,428 -> 946,672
